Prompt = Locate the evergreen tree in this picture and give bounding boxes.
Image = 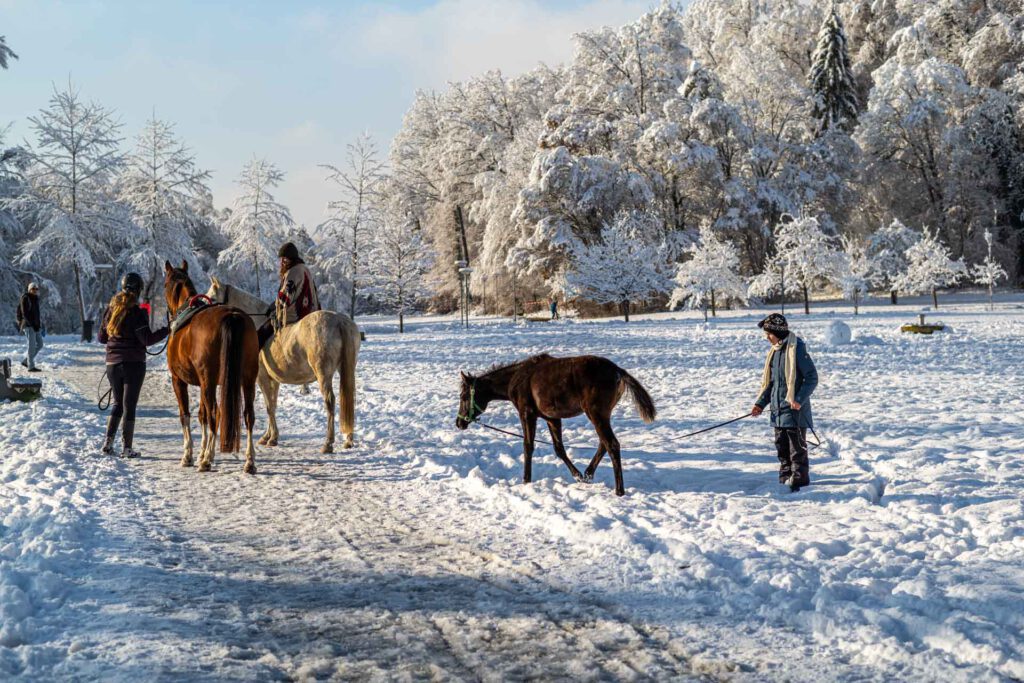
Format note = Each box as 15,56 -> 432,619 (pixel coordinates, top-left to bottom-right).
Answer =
0,35 -> 17,69
808,7 -> 859,135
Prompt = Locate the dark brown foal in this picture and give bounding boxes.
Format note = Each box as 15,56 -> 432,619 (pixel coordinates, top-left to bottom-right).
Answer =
456,354 -> 655,496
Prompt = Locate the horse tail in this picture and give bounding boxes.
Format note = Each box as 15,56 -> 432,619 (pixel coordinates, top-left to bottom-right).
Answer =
218,312 -> 245,452
619,369 -> 656,424
337,317 -> 360,439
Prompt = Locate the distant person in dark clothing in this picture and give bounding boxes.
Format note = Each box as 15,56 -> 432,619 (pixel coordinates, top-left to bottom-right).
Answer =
16,282 -> 43,372
550,298 -> 559,320
751,313 -> 818,491
97,272 -> 169,458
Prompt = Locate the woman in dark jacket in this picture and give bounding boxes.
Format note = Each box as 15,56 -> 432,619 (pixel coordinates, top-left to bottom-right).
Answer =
97,272 -> 169,458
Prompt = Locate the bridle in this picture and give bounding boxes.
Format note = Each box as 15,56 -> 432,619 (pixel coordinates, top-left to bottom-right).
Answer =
458,379 -> 486,424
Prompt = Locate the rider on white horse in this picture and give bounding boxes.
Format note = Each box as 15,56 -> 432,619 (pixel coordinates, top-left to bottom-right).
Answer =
276,242 -> 320,327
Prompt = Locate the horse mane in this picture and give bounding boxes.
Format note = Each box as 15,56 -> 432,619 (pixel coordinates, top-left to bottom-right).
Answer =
479,353 -> 554,379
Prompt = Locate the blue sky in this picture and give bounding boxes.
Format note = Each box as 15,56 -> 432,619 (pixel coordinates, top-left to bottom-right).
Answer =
2,0 -> 654,229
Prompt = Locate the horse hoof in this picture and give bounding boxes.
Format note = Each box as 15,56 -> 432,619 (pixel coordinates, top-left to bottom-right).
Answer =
343,439 -> 354,449
243,463 -> 257,475
180,457 -> 193,468
615,488 -> 625,497
268,439 -> 278,447
321,444 -> 334,454
198,462 -> 212,472
257,436 -> 269,446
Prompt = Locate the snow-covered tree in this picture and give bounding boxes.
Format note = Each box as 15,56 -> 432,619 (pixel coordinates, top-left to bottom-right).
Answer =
894,227 -> 966,309
809,7 -> 858,135
320,133 -> 385,318
365,210 -> 434,333
971,228 -> 1007,311
668,225 -> 745,321
3,82 -> 125,330
749,214 -> 840,314
564,210 -> 673,322
117,116 -> 212,298
217,158 -> 293,299
834,235 -> 875,314
868,219 -> 919,304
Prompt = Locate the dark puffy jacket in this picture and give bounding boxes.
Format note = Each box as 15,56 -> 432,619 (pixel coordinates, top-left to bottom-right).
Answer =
16,293 -> 41,331
98,306 -> 169,364
754,336 -> 818,429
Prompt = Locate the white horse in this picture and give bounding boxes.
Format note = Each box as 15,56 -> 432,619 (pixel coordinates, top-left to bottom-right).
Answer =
206,277 -> 361,452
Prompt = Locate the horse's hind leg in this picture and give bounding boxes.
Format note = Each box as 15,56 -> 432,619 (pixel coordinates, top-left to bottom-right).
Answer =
198,380 -> 218,472
257,365 -> 279,446
315,366 -> 336,454
590,414 -> 625,496
545,418 -> 585,482
173,378 -> 194,468
242,377 -> 257,475
583,443 -> 606,483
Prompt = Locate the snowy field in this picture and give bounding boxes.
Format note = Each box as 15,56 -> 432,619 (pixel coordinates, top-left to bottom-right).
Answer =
1,292 -> 1023,681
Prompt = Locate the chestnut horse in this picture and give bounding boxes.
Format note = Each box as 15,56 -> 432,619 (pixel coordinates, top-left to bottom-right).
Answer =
456,354 -> 656,496
164,261 -> 260,474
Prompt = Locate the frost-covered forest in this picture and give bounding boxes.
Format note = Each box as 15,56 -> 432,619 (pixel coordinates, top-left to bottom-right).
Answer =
2,0 -> 1022,332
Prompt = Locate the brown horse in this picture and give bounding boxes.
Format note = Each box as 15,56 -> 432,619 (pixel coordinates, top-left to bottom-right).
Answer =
456,354 -> 656,496
164,261 -> 260,474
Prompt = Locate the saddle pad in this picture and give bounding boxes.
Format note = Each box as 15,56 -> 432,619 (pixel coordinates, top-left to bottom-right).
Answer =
171,302 -> 214,334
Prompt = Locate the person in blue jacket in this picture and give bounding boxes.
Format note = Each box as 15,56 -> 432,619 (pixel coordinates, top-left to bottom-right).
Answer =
750,313 -> 818,491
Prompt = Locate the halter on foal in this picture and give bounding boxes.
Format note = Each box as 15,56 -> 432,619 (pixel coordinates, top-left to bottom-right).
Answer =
164,260 -> 260,474
456,354 -> 656,496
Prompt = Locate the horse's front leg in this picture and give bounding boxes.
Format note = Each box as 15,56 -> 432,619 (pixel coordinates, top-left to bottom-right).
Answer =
257,365 -> 280,446
583,443 -> 606,483
172,378 -> 193,467
545,418 -> 585,482
519,411 -> 538,484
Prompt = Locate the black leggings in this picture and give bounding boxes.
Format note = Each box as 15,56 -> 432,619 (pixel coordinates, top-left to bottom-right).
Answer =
106,362 -> 146,444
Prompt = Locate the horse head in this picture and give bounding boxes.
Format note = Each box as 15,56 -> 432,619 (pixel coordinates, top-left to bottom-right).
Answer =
456,371 -> 490,429
206,275 -> 226,305
163,260 -> 196,316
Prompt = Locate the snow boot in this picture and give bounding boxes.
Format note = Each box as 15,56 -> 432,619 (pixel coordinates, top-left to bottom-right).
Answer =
120,420 -> 140,458
100,437 -> 115,455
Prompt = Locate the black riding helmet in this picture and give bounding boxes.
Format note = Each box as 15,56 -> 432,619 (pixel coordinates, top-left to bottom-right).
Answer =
120,272 -> 144,294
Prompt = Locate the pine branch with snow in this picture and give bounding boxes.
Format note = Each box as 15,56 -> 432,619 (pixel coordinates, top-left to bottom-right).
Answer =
564,210 -> 673,322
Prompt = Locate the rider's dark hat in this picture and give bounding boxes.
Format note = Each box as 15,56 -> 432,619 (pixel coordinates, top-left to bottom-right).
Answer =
757,313 -> 788,334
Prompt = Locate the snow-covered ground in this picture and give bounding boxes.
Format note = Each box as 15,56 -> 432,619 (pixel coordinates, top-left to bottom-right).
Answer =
2,292 -> 1023,681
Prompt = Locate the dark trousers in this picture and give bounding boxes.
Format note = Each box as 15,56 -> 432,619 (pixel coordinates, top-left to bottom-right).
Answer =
106,362 -> 146,448
775,427 -> 809,486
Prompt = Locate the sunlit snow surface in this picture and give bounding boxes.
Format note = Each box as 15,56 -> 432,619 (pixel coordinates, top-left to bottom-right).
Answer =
1,293 -> 1022,681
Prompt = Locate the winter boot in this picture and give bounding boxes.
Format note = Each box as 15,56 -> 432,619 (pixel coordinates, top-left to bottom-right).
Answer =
120,420 -> 140,459
103,415 -> 121,455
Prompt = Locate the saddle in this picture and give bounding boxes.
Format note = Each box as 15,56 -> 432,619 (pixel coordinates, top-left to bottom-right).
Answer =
170,295 -> 217,334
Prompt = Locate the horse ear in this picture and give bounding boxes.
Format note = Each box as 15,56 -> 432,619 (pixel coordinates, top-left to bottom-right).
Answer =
180,260 -> 189,273
164,260 -> 173,274
460,371 -> 470,382
211,275 -> 220,287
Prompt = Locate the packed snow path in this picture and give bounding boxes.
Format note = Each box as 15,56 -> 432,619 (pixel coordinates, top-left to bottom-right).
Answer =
2,294 -> 1023,681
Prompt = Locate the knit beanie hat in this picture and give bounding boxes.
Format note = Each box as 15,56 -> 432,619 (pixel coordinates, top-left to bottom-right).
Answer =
758,313 -> 788,335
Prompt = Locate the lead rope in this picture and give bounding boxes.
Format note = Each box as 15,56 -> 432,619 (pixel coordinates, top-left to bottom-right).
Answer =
464,406 -> 825,451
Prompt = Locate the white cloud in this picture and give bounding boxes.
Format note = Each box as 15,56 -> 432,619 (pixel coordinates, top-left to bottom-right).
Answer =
326,0 -> 652,86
